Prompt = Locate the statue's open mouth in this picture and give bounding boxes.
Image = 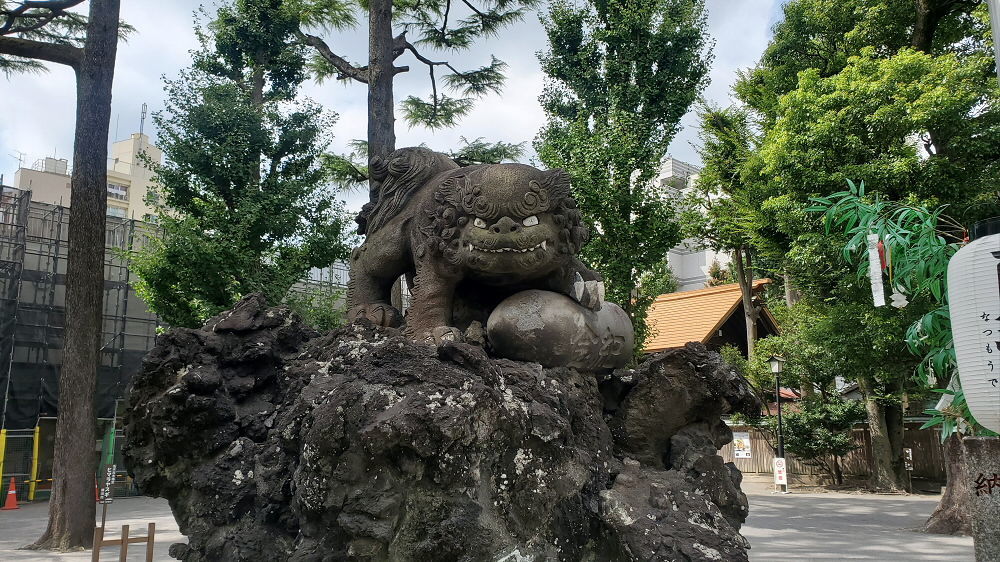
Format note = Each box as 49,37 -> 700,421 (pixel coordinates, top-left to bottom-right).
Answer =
467,240 -> 546,253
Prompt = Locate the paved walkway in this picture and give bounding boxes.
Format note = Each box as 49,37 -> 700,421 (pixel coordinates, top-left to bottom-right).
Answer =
743,487 -> 973,561
0,496 -> 183,561
0,487 -> 975,561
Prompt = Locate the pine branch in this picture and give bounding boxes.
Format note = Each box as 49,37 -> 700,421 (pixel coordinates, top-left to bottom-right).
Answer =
459,0 -> 487,19
442,55 -> 506,96
322,153 -> 369,185
403,39 -> 463,123
448,136 -> 525,165
400,94 -> 473,129
0,0 -> 84,35
297,29 -> 368,83
403,39 -> 461,74
440,0 -> 450,46
0,35 -> 80,67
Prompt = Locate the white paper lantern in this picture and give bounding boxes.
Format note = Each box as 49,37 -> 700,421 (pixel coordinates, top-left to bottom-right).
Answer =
949,233 -> 1000,433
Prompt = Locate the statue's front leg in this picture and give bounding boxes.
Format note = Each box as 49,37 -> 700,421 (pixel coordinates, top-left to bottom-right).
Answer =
551,257 -> 606,311
405,263 -> 462,344
347,244 -> 404,328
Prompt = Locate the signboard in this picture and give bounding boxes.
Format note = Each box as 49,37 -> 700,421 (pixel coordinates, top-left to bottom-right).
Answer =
904,448 -> 914,472
99,464 -> 116,505
733,432 -> 751,459
773,457 -> 787,485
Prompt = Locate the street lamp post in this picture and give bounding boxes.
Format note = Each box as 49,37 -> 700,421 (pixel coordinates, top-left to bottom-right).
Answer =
768,355 -> 788,493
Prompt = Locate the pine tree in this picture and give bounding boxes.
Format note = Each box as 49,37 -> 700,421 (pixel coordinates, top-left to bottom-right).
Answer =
0,0 -> 123,549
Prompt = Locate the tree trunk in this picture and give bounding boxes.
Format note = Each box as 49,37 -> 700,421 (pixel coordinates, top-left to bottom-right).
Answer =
368,0 -> 402,306
923,433 -> 973,535
29,0 -> 120,551
858,378 -> 905,492
784,273 -> 814,397
368,0 -> 396,169
911,0 -> 938,53
251,66 -> 265,107
885,394 -> 907,484
732,246 -> 758,358
783,273 -> 801,306
833,455 -> 843,486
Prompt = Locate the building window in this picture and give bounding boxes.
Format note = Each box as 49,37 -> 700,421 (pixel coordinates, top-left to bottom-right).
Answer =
107,206 -> 127,218
107,182 -> 129,201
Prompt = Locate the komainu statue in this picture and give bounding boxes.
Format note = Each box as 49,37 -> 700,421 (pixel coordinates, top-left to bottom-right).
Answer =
348,147 -> 633,369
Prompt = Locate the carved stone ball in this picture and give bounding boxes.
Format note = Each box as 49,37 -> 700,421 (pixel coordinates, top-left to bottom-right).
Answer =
487,289 -> 634,370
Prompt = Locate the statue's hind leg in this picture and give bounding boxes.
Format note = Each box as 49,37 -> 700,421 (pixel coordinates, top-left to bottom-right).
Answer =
347,241 -> 405,328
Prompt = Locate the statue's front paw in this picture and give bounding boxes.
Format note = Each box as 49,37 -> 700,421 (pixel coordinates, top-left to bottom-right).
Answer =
424,326 -> 465,345
348,302 -> 403,328
571,272 -> 605,311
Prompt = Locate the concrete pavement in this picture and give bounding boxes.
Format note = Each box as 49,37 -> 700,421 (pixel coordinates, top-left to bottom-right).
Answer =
0,496 -> 183,561
743,489 -> 973,561
0,486 -> 975,561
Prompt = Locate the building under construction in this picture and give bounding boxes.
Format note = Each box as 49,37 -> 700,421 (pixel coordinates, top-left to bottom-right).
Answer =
0,187 -> 163,501
0,184 -> 359,502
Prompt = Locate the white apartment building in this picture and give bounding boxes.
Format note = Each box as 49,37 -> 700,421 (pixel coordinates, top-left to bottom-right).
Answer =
13,132 -> 162,221
658,157 -> 731,292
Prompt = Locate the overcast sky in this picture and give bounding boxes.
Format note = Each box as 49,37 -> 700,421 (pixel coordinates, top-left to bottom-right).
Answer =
0,1 -> 785,212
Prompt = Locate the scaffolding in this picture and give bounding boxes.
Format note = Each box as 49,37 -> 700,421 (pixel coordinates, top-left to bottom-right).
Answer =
0,186 -> 359,499
0,188 -> 164,499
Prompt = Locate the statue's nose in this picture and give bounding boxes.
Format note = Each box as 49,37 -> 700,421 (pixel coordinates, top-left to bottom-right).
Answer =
490,216 -> 520,234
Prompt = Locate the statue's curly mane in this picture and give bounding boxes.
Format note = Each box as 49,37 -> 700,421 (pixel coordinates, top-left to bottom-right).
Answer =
358,147 -> 459,235
417,167 -> 588,265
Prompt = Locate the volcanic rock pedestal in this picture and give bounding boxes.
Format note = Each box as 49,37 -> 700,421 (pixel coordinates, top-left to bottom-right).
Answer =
124,295 -> 760,561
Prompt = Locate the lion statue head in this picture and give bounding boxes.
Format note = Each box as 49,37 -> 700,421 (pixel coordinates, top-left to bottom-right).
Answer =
418,163 -> 588,282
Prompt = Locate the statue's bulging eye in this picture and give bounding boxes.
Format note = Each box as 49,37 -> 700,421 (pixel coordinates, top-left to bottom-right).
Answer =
522,215 -> 539,227
473,217 -> 487,229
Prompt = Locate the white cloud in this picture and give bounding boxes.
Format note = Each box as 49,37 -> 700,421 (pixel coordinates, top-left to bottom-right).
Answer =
0,0 -> 780,212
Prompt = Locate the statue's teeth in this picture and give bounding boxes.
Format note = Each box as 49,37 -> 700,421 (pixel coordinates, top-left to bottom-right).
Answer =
541,240 -> 546,250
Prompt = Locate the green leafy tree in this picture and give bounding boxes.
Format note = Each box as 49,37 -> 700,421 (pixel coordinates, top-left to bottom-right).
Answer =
775,396 -> 867,485
704,260 -> 734,287
810,180 -> 997,532
286,284 -> 347,330
637,257 -> 678,300
1,0 -> 127,549
724,0 -> 998,496
535,0 -> 712,352
756,46 -> 1000,211
736,302 -> 841,395
735,0 -> 978,126
681,104 -> 770,356
743,296 -> 927,491
131,0 -> 353,328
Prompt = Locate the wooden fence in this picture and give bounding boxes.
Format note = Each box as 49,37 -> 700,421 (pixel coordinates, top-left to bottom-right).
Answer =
720,422 -> 946,484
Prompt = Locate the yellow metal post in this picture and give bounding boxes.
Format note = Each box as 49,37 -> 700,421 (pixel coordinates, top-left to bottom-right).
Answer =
0,428 -> 7,479
28,425 -> 39,501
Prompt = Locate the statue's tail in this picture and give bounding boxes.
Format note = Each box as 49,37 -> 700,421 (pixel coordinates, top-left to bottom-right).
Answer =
358,148 -> 459,236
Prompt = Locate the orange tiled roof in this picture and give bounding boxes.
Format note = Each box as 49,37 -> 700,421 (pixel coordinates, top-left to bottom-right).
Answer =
643,279 -> 771,353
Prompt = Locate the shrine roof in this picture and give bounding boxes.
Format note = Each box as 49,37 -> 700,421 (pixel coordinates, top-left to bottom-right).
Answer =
643,279 -> 774,354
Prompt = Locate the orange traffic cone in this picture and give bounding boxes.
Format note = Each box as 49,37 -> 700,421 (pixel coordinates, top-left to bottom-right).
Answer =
1,477 -> 18,510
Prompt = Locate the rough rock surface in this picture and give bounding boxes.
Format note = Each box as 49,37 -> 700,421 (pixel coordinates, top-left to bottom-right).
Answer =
124,295 -> 760,561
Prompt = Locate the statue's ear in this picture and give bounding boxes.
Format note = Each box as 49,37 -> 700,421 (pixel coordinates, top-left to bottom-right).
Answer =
544,169 -> 572,202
